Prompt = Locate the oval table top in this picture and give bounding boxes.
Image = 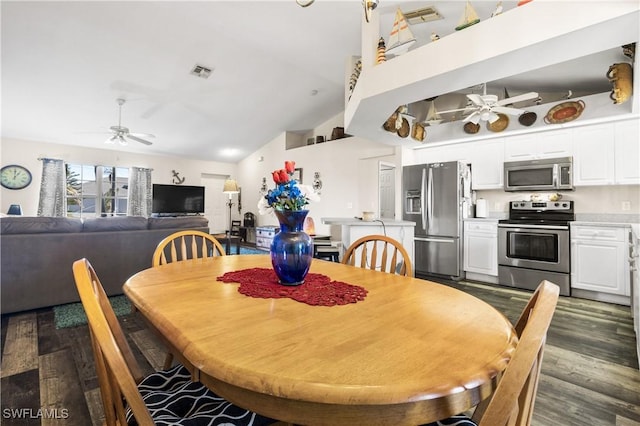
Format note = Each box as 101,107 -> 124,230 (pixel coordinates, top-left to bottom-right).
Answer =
124,255 -> 517,425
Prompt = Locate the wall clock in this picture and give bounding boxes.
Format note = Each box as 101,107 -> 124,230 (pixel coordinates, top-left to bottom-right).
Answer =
1,164 -> 32,190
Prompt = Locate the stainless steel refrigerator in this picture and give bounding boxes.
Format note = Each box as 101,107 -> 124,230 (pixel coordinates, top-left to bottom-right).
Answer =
402,161 -> 471,280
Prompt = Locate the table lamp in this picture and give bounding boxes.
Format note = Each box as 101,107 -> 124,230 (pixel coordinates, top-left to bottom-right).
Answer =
222,179 -> 240,234
7,204 -> 23,215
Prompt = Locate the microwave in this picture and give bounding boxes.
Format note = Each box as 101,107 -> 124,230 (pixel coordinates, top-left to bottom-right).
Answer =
504,157 -> 573,191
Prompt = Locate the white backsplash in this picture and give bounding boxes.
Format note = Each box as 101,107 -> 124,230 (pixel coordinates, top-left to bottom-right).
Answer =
476,185 -> 640,221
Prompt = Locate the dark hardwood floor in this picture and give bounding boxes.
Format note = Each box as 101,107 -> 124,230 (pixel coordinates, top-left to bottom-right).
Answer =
1,280 -> 639,425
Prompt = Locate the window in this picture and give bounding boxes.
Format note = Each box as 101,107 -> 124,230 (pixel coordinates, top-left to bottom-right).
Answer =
66,164 -> 129,218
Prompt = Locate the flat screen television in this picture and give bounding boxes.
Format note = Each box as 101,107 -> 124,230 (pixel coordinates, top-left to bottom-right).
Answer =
152,184 -> 205,215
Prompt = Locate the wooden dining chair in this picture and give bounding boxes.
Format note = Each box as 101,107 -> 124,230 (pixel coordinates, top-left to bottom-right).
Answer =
342,234 -> 413,276
152,229 -> 226,267
72,258 -> 278,426
422,280 -> 560,426
152,230 -> 226,368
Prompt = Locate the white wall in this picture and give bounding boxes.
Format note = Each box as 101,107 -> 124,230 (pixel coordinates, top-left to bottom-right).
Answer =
0,137 -> 237,216
236,123 -> 400,238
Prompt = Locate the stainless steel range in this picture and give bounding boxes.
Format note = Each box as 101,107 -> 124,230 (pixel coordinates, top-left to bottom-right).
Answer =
498,201 -> 575,296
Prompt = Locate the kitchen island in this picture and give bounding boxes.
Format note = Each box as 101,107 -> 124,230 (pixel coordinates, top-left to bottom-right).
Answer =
321,218 -> 415,271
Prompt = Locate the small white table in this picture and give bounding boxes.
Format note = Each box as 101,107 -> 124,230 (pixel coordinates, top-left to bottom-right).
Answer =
321,217 -> 415,269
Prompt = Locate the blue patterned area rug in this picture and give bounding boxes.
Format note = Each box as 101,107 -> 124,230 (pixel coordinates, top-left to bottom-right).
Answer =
54,247 -> 265,328
53,295 -> 132,329
234,245 -> 268,255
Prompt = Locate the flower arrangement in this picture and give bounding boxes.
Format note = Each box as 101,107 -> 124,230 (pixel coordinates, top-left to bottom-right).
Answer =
258,161 -> 319,215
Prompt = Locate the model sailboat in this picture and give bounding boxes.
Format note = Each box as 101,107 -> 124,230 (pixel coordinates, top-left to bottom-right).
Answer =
455,1 -> 480,31
386,8 -> 416,56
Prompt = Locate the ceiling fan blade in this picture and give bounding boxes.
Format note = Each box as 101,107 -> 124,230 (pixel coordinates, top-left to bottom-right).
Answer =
126,134 -> 153,146
463,111 -> 481,124
496,92 -> 539,106
492,106 -> 524,116
436,107 -> 470,115
129,132 -> 156,139
466,94 -> 486,106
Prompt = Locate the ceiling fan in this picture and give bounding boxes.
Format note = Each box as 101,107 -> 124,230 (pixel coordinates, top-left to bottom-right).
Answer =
105,98 -> 154,146
439,84 -> 539,124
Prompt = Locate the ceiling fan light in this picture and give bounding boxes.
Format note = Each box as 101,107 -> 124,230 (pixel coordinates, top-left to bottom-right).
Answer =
105,135 -> 117,144
118,135 -> 128,146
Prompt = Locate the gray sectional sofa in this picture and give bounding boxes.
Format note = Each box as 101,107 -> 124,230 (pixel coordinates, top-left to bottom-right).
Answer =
1,215 -> 209,314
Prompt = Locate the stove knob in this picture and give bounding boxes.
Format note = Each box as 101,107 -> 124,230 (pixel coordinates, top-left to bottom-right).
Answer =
554,202 -> 560,207
562,202 -> 568,208
520,202 -> 526,207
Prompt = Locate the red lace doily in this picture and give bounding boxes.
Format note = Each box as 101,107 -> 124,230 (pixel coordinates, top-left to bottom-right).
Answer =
216,268 -> 368,306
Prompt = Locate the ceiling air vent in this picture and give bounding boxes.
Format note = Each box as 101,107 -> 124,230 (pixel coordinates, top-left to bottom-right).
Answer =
404,6 -> 442,25
190,64 -> 213,79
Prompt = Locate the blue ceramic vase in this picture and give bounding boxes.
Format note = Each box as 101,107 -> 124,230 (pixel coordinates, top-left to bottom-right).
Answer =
271,210 -> 312,285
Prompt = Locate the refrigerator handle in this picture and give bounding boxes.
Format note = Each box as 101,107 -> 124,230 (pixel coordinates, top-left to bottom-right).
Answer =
427,167 -> 433,232
421,167 -> 427,232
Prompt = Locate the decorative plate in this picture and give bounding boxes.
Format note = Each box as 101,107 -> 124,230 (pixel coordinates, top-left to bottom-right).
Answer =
518,111 -> 537,126
487,113 -> 509,132
463,122 -> 480,134
544,100 -> 585,124
383,113 -> 397,132
397,118 -> 410,138
411,121 -> 426,141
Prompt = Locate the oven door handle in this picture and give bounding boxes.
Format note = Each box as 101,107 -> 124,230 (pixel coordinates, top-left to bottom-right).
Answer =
498,224 -> 569,230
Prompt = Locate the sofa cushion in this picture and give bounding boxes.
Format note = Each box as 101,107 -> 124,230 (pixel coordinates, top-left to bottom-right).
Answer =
83,216 -> 149,232
0,216 -> 83,234
148,216 -> 209,230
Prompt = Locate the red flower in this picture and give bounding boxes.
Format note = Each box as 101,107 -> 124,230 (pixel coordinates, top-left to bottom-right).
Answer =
278,169 -> 290,183
284,161 -> 296,174
272,171 -> 282,184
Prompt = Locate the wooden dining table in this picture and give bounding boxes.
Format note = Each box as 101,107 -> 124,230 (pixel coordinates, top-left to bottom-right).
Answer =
124,255 -> 517,426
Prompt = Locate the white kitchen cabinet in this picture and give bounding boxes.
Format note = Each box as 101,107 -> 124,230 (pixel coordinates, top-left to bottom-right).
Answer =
470,139 -> 504,190
614,119 -> 640,185
504,131 -> 572,161
571,224 -> 631,301
416,143 -> 471,164
573,123 -> 615,185
572,119 -> 639,186
464,220 -> 498,278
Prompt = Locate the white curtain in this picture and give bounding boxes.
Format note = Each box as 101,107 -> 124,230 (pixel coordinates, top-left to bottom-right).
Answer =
127,166 -> 152,217
37,158 -> 66,217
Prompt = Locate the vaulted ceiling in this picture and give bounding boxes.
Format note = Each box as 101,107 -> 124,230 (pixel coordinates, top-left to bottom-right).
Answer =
2,1 -> 637,163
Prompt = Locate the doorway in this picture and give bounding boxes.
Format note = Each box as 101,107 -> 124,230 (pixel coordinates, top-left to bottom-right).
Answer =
379,162 -> 395,219
201,173 -> 228,234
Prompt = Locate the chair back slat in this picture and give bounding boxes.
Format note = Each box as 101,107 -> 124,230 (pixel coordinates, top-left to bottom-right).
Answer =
342,235 -> 412,277
73,259 -> 155,425
473,280 -> 559,426
153,230 -> 225,266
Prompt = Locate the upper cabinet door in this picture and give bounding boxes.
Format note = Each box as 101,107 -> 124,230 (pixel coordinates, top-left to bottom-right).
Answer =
573,123 -> 615,186
471,139 -> 504,190
504,131 -> 573,161
614,119 -> 640,185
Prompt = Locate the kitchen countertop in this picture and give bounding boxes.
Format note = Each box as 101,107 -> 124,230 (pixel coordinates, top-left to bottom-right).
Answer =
572,221 -> 634,228
464,217 -> 499,222
321,218 -> 416,226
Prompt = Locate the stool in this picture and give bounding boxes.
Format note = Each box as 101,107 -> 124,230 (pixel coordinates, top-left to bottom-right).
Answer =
315,245 -> 340,262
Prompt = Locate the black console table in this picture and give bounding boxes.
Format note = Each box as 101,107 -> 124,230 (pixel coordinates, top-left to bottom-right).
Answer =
211,233 -> 241,255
